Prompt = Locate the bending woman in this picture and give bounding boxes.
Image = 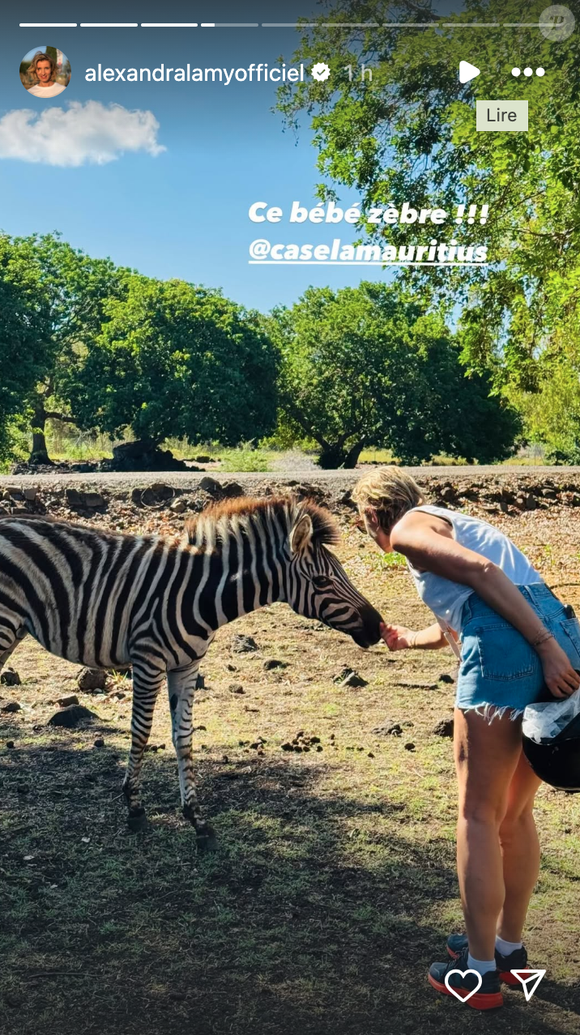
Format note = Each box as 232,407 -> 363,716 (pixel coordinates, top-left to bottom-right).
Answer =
353,467 -> 580,1011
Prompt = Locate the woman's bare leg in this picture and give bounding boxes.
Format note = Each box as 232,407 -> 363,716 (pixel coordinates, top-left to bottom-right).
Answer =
497,751 -> 542,942
454,708 -> 525,961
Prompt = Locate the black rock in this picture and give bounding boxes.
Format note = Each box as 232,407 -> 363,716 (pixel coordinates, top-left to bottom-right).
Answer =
228,683 -> 245,694
107,439 -> 187,473
231,635 -> 259,653
57,694 -> 80,708
77,668 -> 107,692
334,667 -> 368,688
1,700 -> 21,713
222,481 -> 244,498
199,476 -> 223,496
264,659 -> 288,670
372,723 -> 403,737
433,718 -> 454,738
48,704 -> 96,728
1,668 -> 21,687
438,673 -> 455,685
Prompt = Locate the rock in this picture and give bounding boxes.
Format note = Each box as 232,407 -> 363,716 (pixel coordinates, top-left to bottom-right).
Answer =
433,718 -> 454,738
57,694 -> 79,708
65,488 -> 84,508
231,635 -> 259,653
94,737 -> 105,748
23,487 -> 39,502
77,668 -> 107,692
170,499 -> 187,514
404,742 -> 416,752
372,722 -> 403,737
48,704 -> 96,728
334,667 -> 368,688
108,440 -> 187,472
199,476 -> 223,496
194,455 -> 212,463
1,700 -> 21,713
228,683 -> 245,694
6,740 -> 15,749
264,659 -> 288,670
1,668 -> 21,686
438,673 -> 455,684
84,492 -> 106,509
222,481 -> 244,498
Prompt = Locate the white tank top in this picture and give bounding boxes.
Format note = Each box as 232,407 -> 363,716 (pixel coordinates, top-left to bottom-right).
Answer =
405,505 -> 542,634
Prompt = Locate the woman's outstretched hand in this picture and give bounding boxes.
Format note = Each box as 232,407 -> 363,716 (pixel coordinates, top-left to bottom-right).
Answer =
536,637 -> 580,698
380,622 -> 415,651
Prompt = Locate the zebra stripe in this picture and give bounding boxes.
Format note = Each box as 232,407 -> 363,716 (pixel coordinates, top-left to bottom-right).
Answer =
0,498 -> 381,841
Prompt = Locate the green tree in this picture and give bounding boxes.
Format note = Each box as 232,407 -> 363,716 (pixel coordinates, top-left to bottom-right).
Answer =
22,234 -> 130,463
65,277 -> 278,446
270,282 -> 519,467
0,236 -> 52,461
276,0 -> 580,405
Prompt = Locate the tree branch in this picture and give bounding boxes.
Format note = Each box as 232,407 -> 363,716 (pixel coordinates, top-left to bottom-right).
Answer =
44,411 -> 77,424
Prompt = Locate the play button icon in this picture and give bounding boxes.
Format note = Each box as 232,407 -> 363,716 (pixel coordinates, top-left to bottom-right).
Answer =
459,60 -> 481,84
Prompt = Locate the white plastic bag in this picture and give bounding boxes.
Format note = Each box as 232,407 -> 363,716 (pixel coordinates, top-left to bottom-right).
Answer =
523,690 -> 580,744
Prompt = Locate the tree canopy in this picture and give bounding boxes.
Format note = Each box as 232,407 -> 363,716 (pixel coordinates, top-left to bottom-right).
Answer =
276,0 -> 580,453
0,236 -> 54,461
66,277 -> 279,446
270,282 -> 519,467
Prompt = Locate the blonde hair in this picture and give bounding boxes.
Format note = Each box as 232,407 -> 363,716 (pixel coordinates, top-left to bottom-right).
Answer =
29,51 -> 57,83
352,466 -> 424,533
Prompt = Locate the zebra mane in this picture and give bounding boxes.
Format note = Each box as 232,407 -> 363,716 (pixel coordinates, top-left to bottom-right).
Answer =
184,496 -> 340,547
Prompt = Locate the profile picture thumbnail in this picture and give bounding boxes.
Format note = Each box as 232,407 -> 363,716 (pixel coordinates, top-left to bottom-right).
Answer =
20,46 -> 71,98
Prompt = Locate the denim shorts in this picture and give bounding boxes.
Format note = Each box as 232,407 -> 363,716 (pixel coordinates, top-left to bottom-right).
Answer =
456,583 -> 580,719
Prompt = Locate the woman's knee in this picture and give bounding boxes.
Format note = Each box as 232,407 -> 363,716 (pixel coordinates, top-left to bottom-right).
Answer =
459,795 -> 506,828
499,805 -> 536,846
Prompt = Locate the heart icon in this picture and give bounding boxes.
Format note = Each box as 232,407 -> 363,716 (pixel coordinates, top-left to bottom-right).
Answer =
444,969 -> 483,1002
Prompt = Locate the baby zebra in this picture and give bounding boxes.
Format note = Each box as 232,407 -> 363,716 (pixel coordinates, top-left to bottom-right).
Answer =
0,497 -> 381,846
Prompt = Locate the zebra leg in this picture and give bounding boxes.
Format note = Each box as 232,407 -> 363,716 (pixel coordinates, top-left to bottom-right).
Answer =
0,620 -> 26,674
167,665 -> 217,852
122,659 -> 166,832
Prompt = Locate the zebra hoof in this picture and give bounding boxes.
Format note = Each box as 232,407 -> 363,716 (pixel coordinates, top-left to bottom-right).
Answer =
196,824 -> 218,853
127,807 -> 147,833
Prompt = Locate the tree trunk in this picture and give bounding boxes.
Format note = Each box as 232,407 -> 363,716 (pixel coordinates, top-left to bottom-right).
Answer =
317,439 -> 365,469
342,441 -> 365,469
29,402 -> 53,465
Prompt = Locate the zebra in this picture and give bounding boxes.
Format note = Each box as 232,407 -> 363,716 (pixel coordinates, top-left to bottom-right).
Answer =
0,496 -> 382,847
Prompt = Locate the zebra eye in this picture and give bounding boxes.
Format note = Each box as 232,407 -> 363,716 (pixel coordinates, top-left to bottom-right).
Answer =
313,575 -> 333,589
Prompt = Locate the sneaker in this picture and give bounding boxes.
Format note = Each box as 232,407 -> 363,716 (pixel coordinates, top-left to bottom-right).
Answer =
428,946 -> 503,1010
447,934 -> 528,987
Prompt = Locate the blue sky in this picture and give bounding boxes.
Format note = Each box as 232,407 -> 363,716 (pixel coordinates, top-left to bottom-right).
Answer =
1,1 -> 477,311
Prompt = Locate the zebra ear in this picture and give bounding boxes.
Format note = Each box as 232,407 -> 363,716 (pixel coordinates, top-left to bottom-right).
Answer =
290,512 -> 314,555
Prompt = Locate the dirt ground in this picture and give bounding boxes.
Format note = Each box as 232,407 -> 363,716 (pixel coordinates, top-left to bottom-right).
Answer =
1,476 -> 580,1035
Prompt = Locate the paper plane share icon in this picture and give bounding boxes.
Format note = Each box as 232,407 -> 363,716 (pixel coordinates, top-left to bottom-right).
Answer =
510,969 -> 546,1001
459,60 -> 480,84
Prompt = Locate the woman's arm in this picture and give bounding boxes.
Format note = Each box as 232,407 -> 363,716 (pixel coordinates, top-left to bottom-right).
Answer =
381,621 -> 448,650
391,511 -> 580,698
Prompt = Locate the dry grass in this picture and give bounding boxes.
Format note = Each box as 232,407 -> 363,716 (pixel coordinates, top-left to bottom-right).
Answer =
2,509 -> 580,1034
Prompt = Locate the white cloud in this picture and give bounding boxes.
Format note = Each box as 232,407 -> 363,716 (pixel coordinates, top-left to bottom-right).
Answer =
0,101 -> 165,167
